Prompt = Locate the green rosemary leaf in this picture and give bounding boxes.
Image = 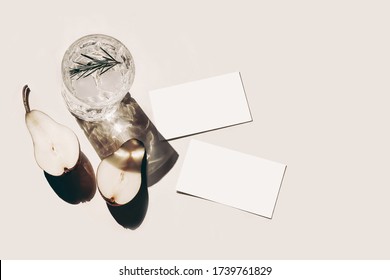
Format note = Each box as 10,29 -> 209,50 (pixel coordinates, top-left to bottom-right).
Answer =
81,53 -> 100,62
100,47 -> 117,62
69,47 -> 121,79
102,55 -> 114,61
100,63 -> 116,75
83,66 -> 101,78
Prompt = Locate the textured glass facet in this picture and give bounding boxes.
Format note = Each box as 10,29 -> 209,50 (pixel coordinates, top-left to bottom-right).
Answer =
62,34 -> 135,121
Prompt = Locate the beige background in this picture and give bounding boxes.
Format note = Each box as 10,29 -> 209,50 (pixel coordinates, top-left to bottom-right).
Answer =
1,0 -> 389,259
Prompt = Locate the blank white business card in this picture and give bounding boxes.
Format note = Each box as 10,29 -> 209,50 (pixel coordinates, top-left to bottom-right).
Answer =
149,72 -> 252,140
176,140 -> 287,218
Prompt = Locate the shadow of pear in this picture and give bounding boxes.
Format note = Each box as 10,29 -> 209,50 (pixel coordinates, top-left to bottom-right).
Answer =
106,183 -> 149,229
106,148 -> 149,229
44,152 -> 96,204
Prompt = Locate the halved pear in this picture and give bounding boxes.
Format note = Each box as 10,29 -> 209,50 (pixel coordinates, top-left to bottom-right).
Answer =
26,110 -> 80,176
23,85 -> 96,204
97,138 -> 146,206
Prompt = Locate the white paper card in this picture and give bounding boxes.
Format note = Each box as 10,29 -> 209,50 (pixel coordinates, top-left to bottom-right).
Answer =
177,140 -> 287,218
149,72 -> 252,140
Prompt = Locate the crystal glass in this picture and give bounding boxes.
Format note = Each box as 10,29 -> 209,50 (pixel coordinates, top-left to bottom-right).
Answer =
61,34 -> 178,187
61,34 -> 135,121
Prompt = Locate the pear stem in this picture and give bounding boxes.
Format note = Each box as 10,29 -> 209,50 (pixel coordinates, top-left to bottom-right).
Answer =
22,85 -> 31,113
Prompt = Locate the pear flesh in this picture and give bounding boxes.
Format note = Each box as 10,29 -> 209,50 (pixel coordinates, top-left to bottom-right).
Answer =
26,110 -> 80,176
97,139 -> 146,206
23,85 -> 96,204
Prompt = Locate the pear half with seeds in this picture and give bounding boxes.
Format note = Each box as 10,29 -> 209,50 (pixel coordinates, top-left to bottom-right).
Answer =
97,139 -> 148,229
97,138 -> 146,206
23,85 -> 96,204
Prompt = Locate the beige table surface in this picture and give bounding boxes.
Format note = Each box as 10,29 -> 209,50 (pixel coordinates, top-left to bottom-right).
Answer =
1,0 -> 389,259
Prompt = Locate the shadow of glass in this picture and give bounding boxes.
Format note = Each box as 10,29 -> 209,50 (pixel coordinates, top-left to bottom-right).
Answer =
76,93 -> 179,188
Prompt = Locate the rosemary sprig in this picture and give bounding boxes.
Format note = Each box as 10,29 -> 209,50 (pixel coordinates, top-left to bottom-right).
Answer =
69,47 -> 121,79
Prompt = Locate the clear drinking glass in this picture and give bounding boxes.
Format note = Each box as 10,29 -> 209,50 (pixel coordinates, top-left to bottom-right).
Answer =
61,34 -> 178,187
61,34 -> 135,121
